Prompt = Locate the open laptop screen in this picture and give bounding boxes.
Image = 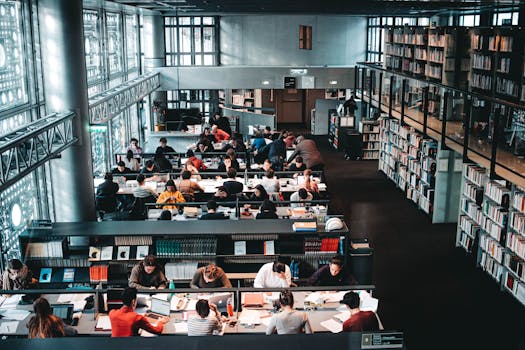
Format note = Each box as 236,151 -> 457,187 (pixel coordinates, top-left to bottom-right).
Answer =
151,297 -> 171,316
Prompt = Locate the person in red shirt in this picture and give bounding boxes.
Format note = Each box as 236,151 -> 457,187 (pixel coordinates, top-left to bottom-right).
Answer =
109,287 -> 169,337
340,291 -> 379,332
211,125 -> 230,142
187,149 -> 206,171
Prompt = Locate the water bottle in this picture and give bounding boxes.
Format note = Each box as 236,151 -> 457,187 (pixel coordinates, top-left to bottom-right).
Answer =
168,279 -> 175,301
339,236 -> 345,255
227,297 -> 234,317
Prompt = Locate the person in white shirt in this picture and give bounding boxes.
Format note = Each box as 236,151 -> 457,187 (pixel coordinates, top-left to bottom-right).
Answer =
261,170 -> 280,194
253,261 -> 291,288
290,188 -> 313,208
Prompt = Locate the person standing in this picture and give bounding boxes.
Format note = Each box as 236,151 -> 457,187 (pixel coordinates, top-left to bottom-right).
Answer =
210,112 -> 232,138
128,255 -> 168,289
109,287 -> 168,337
287,136 -> 324,171
266,290 -> 313,335
340,291 -> 379,332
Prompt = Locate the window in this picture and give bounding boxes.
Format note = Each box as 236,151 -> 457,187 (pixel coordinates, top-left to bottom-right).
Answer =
84,10 -> 104,85
125,15 -> 139,70
367,17 -> 382,63
418,18 -> 430,26
459,14 -> 480,27
106,12 -> 123,76
0,2 -> 27,113
493,11 -> 519,26
299,25 -> 312,50
167,90 -> 213,116
165,16 -> 218,66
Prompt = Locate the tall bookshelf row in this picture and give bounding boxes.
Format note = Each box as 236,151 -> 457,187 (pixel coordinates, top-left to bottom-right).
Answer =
378,117 -> 438,216
358,120 -> 380,160
456,164 -> 525,305
384,26 -> 469,87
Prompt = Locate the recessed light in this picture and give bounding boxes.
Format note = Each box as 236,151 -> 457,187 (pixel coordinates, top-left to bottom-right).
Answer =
262,80 -> 270,85
329,80 -> 338,85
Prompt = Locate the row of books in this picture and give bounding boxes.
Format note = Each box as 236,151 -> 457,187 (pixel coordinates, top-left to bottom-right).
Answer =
507,232 -> 525,260
505,254 -> 525,282
114,236 -> 153,246
304,238 -> 340,254
428,49 -> 444,63
428,33 -> 446,47
458,231 -> 475,252
482,201 -> 508,227
415,47 -> 427,60
461,198 -> 483,224
463,182 -> 482,203
512,191 -> 525,213
480,252 -> 504,280
504,272 -> 525,304
165,261 -> 199,280
25,241 -> 64,258
459,215 -> 480,238
497,57 -> 511,73
471,72 -> 492,91
480,234 -> 504,263
465,165 -> 487,187
510,212 -> 525,235
485,181 -> 510,206
425,65 -> 442,80
472,34 -> 483,50
472,54 -> 492,71
496,77 -> 519,97
90,265 -> 108,283
156,238 -> 218,257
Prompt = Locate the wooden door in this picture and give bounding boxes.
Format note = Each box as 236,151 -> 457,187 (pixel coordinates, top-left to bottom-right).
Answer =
275,89 -> 303,124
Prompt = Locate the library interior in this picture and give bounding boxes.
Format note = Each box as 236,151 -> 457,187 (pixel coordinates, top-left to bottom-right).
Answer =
2,0 -> 525,349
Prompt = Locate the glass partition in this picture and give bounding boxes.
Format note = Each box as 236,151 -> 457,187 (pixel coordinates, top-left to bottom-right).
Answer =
381,72 -> 391,108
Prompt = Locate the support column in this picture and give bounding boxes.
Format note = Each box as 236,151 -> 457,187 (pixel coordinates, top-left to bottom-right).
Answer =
143,14 -> 167,127
39,0 -> 95,221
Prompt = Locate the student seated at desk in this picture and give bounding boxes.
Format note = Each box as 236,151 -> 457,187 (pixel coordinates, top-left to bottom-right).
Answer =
123,150 -> 141,172
287,156 -> 306,172
187,149 -> 206,171
261,170 -> 280,194
290,188 -> 313,208
1,258 -> 37,291
158,210 -> 172,221
109,287 -> 167,337
182,160 -> 201,180
211,125 -> 230,143
212,186 -> 235,207
339,291 -> 379,332
266,290 -> 313,335
178,170 -> 204,201
129,255 -> 168,289
155,137 -> 176,156
248,184 -> 269,202
253,261 -> 291,288
190,264 -> 232,289
210,112 -> 232,138
199,200 -> 228,220
217,155 -> 234,173
307,255 -> 359,286
223,168 -> 243,195
96,172 -> 120,220
299,169 -> 319,196
262,159 -> 273,172
222,137 -> 246,153
27,297 -> 78,338
126,137 -> 143,159
112,161 -> 133,180
256,199 -> 278,220
132,174 -> 158,201
154,151 -> 172,173
157,179 -> 185,210
140,160 -> 161,182
187,299 -> 223,336
251,131 -> 266,152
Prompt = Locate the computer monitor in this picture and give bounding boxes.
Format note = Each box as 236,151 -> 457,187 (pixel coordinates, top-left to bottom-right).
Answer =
150,297 -> 171,316
51,304 -> 74,324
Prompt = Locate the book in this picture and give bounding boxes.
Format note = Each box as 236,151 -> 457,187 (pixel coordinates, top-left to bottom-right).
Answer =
292,221 -> 317,232
39,268 -> 52,283
88,246 -> 101,261
117,246 -> 130,260
136,246 -> 149,259
100,246 -> 113,261
263,240 -> 275,255
234,241 -> 246,255
95,315 -> 112,331
62,268 -> 75,282
243,293 -> 264,307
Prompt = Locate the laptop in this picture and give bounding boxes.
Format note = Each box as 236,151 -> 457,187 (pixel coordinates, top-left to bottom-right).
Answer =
144,297 -> 171,321
208,293 -> 232,313
51,304 -> 74,325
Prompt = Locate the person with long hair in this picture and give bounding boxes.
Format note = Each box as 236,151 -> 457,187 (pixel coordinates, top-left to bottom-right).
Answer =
299,169 -> 319,194
156,179 -> 185,210
266,290 -> 313,335
123,150 -> 140,172
27,298 -> 66,338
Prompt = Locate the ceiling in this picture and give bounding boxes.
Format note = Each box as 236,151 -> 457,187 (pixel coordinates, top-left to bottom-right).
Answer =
110,0 -> 523,15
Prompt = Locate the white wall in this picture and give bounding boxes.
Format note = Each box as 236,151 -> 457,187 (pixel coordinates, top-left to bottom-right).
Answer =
220,15 -> 367,66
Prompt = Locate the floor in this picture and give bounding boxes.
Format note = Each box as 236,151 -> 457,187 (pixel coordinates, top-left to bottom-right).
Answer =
304,130 -> 525,349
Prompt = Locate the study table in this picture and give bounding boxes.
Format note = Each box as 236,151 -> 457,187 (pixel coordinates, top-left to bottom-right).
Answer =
0,286 -> 378,336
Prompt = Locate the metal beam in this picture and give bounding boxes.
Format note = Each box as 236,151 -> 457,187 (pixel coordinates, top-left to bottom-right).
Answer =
0,112 -> 77,192
88,72 -> 161,124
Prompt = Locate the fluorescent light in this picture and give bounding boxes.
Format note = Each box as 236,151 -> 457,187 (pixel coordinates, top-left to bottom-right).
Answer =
262,80 -> 270,85
329,80 -> 338,85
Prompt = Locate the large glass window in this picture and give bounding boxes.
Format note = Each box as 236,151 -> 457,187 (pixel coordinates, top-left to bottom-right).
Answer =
106,12 -> 123,76
367,17 -> 383,63
165,16 -> 218,66
0,2 -> 27,112
125,14 -> 138,70
493,11 -> 519,26
167,90 -> 213,116
459,14 -> 480,27
83,10 -> 104,85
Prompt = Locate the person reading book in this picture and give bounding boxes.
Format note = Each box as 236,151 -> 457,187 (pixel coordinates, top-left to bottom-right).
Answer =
253,261 -> 291,288
340,291 -> 379,332
307,255 -> 358,286
128,255 -> 168,289
109,287 -> 168,337
190,264 -> 232,289
266,290 -> 313,335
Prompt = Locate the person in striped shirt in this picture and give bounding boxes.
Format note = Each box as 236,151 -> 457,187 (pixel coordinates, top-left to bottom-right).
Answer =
187,299 -> 222,336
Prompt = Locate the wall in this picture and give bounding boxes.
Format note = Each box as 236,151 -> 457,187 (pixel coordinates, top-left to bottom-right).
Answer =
220,15 -> 367,66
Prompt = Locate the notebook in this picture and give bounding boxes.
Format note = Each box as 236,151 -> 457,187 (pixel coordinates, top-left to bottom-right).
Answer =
243,293 -> 264,307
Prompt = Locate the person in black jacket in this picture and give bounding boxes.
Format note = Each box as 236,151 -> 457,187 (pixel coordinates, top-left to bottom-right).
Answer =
210,112 -> 232,138
199,200 -> 228,220
307,255 -> 358,286
112,161 -> 133,179
96,172 -> 119,220
223,168 -> 244,196
222,137 -> 246,153
256,199 -> 278,219
258,133 -> 286,171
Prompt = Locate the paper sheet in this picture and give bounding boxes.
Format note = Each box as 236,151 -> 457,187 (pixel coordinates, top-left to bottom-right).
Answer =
333,311 -> 350,323
95,315 -> 112,330
0,309 -> 30,321
320,319 -> 343,333
174,321 -> 188,334
0,295 -> 22,309
0,321 -> 19,334
186,299 -> 197,311
238,309 -> 262,325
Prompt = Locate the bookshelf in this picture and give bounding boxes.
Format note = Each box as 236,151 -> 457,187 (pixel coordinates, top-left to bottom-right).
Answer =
20,220 -> 350,287
378,116 -> 461,222
504,186 -> 525,304
358,120 -> 380,160
219,89 -> 263,113
329,114 -> 355,151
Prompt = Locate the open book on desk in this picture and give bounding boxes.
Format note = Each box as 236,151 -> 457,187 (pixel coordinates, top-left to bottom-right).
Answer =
95,315 -> 111,331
